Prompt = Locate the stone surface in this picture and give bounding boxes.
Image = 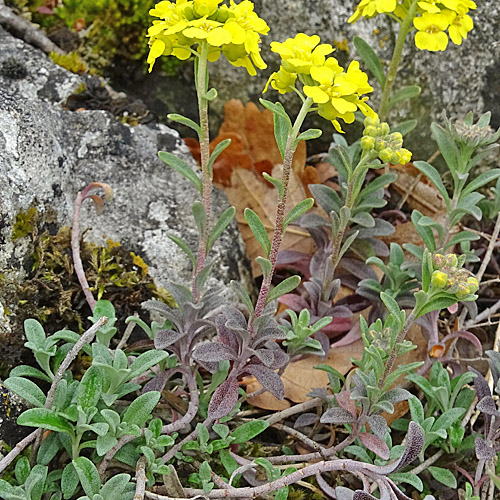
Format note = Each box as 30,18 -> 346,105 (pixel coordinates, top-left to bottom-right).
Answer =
127,0 -> 499,159
0,25 -> 251,338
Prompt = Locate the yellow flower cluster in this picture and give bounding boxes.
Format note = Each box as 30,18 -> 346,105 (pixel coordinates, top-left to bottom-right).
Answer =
147,0 -> 269,74
431,253 -> 479,299
360,116 -> 412,164
349,0 -> 476,52
264,34 -> 377,133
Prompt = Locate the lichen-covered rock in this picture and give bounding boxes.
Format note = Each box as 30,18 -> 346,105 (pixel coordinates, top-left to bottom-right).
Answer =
0,26 -> 251,341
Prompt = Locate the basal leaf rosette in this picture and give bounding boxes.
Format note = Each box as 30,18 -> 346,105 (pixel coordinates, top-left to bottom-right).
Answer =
349,0 -> 476,52
264,33 -> 377,133
147,0 -> 269,74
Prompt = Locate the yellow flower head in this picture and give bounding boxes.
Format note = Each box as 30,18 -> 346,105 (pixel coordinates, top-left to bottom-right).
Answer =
263,67 -> 297,94
270,33 -> 334,75
349,0 -> 397,23
147,0 -> 269,74
414,12 -> 451,51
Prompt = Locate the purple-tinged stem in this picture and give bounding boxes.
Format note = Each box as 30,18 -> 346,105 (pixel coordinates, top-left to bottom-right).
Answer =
71,191 -> 96,311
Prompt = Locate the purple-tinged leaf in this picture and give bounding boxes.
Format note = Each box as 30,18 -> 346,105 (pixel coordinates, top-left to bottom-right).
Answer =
470,367 -> 491,401
294,413 -> 319,429
447,303 -> 459,314
476,396 -> 500,416
331,486 -> 354,500
216,314 -> 240,353
386,479 -> 414,500
314,331 -> 330,358
223,308 -> 247,330
208,377 -> 239,419
359,432 -> 390,460
442,330 -> 482,353
320,407 -> 357,424
367,415 -> 388,439
253,349 -> 290,370
154,329 -> 186,349
379,388 -> 412,405
353,492 -> 377,500
303,281 -> 321,306
278,294 -> 309,312
475,437 -> 497,460
142,372 -> 170,394
335,391 -> 357,417
245,365 -> 284,400
486,351 -> 500,386
276,250 -> 311,278
192,343 -> 237,363
254,328 -> 287,346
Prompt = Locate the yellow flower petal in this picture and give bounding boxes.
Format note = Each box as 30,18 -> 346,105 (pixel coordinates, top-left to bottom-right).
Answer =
147,39 -> 166,72
330,97 -> 358,114
303,86 -> 330,104
310,65 -> 334,85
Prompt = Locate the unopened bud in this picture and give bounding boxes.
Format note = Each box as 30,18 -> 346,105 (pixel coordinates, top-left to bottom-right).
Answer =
466,276 -> 479,294
379,148 -> 393,163
431,270 -> 448,289
374,138 -> 386,151
456,283 -> 470,299
399,149 -> 412,164
364,116 -> 379,127
361,136 -> 375,151
433,253 -> 445,269
364,125 -> 378,137
444,254 -> 458,267
380,122 -> 390,135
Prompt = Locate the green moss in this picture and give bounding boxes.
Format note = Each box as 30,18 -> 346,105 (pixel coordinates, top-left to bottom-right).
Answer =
11,207 -> 38,241
49,51 -> 89,74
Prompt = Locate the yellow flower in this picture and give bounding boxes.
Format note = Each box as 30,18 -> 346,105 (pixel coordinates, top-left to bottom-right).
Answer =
349,0 -> 397,23
147,0 -> 269,74
431,270 -> 448,288
446,10 -> 474,45
263,67 -> 297,94
414,12 -> 451,51
270,33 -> 334,75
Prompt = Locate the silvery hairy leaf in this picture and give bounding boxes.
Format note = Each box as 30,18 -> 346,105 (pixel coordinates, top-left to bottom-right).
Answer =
253,348 -> 289,370
475,437 -> 497,460
294,413 -> 319,429
367,415 -> 388,439
320,407 -> 357,424
208,377 -> 239,419
215,314 -> 240,353
192,343 -> 237,363
154,329 -> 187,349
476,396 -> 500,416
245,365 -> 284,400
359,432 -> 390,460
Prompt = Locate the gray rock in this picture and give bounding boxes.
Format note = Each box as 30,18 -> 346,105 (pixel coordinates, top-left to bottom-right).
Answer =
138,0 -> 499,159
0,26 -> 251,338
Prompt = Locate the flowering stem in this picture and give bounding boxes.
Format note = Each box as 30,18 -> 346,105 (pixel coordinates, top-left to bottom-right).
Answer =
378,0 -> 418,120
252,97 -> 313,323
192,41 -> 212,303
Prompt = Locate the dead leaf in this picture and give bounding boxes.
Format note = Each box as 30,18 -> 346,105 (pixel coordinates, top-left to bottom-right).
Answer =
225,165 -> 317,277
247,340 -> 364,410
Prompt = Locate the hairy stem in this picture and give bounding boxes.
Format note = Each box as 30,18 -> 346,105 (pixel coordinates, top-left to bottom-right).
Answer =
378,310 -> 416,389
191,42 -> 212,303
71,191 -> 97,311
252,98 -> 313,322
133,457 -> 148,500
0,430 -> 38,475
378,0 -> 418,120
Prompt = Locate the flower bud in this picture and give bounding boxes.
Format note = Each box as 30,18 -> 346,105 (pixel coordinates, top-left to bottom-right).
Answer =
374,138 -> 386,151
433,253 -> 445,269
399,148 -> 412,164
444,254 -> 458,267
360,136 -> 375,151
390,132 -> 403,144
456,283 -> 470,299
364,116 -> 379,127
215,8 -> 230,22
431,270 -> 448,289
466,276 -> 479,294
391,151 -> 402,164
380,122 -> 390,135
183,5 -> 195,20
364,125 -> 378,137
379,148 -> 394,163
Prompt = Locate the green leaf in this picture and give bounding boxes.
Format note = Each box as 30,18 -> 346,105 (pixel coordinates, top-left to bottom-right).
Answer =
309,184 -> 342,214
207,206 -> 236,251
388,85 -> 421,107
24,319 -> 46,347
167,234 -> 196,268
413,161 -> 450,206
380,292 -> 404,327
205,88 -> 218,101
392,119 -> 418,136
9,365 -> 51,383
283,199 -> 314,229
461,168 -> 500,197
329,145 -> 352,180
72,457 -> 101,498
128,350 -> 169,380
18,408 -> 74,434
5,377 -> 46,407
15,457 -> 30,484
230,421 -> 269,444
259,99 -> 289,119
159,151 -> 202,193
353,36 -> 386,89
274,113 -> 291,160
432,407 -> 465,431
338,231 -> 359,260
445,230 -> 480,250
389,472 -> 423,492
244,208 -> 271,258
296,129 -> 322,143
431,122 -> 460,173
121,391 -> 161,427
429,466 -> 457,488
208,139 -> 232,174
61,463 -> 79,500
76,366 -> 102,411
192,201 -> 207,236
262,173 -> 284,198
219,450 -> 238,476
167,114 -> 202,137
266,276 -> 301,304
415,295 -> 458,318
230,281 -> 254,315
195,261 -> 214,291
256,257 -> 272,278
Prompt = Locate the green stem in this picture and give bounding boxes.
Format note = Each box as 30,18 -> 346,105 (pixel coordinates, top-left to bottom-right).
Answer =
378,0 -> 418,120
252,98 -> 313,324
192,42 -> 211,303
